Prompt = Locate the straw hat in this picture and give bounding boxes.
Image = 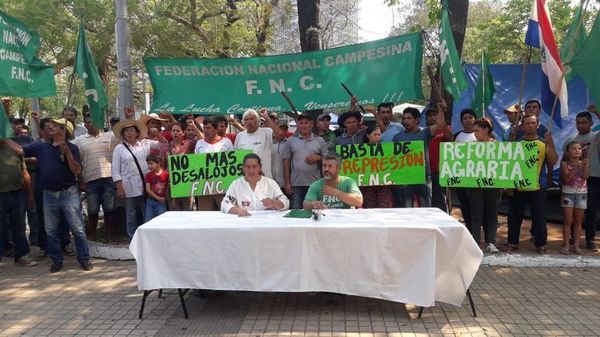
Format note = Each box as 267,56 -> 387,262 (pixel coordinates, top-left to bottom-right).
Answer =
139,113 -> 168,126
112,119 -> 147,141
503,105 -> 519,114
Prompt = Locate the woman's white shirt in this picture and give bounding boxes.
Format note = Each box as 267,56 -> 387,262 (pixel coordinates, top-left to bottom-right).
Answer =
221,176 -> 290,213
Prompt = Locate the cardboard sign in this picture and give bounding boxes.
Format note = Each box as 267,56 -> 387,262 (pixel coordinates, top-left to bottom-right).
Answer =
337,142 -> 426,186
168,150 -> 251,197
439,141 -> 539,189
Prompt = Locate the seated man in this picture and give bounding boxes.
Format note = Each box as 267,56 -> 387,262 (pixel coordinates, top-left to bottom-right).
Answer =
303,154 -> 363,210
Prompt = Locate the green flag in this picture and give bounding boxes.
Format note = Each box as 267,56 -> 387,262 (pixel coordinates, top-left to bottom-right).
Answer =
570,9 -> 600,103
439,3 -> 468,99
0,11 -> 56,97
0,103 -> 13,140
0,11 -> 40,63
74,22 -> 107,129
472,50 -> 495,118
561,0 -> 588,82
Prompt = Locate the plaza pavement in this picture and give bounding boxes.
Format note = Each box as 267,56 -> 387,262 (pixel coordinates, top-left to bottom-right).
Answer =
1,255 -> 600,337
2,211 -> 600,337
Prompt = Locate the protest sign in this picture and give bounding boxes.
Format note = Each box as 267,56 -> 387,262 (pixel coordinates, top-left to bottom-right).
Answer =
337,142 -> 426,186
0,11 -> 56,97
168,150 -> 251,197
439,141 -> 539,189
145,32 -> 423,114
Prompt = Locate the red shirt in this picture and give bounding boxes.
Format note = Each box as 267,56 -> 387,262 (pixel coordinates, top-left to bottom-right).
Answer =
428,130 -> 449,174
145,170 -> 169,198
161,130 -> 173,142
224,133 -> 236,143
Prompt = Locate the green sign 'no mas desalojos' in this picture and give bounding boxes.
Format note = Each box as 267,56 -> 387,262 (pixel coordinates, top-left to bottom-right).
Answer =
168,150 -> 251,198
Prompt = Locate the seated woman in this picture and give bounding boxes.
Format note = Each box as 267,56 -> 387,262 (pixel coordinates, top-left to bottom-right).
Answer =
221,153 -> 290,216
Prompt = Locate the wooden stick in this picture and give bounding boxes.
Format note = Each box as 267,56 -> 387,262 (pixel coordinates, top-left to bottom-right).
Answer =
518,46 -> 532,108
480,50 -> 486,118
279,91 -> 300,118
427,65 -> 445,106
340,83 -> 367,114
547,76 -> 564,133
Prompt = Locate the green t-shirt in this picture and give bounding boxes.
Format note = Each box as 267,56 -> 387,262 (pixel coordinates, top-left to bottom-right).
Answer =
305,175 -> 362,209
0,144 -> 25,194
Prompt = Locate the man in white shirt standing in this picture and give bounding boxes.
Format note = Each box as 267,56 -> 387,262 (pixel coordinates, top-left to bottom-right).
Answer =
234,108 -> 282,178
74,115 -> 116,242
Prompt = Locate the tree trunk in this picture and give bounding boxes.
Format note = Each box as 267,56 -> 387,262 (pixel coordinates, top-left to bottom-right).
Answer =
294,0 -> 323,118
447,0 -> 469,56
297,0 -> 321,52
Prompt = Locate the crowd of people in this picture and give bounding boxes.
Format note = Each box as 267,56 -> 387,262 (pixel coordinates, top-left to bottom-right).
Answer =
1,97 -> 599,273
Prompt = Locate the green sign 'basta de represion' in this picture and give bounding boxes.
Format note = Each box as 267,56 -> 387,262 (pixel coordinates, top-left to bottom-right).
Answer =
337,142 -> 426,186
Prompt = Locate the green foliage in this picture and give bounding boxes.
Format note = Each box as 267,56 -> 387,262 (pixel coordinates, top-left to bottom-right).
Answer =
462,0 -> 584,64
0,0 -> 279,116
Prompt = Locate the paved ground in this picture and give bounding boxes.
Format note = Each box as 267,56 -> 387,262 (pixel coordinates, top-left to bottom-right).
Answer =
1,258 -> 600,337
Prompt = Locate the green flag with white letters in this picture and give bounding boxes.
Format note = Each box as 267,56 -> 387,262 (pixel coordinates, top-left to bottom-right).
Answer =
439,3 -> 468,99
74,22 -> 107,129
0,11 -> 56,97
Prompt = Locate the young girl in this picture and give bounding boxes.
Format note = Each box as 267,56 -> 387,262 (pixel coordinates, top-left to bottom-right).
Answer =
560,141 -> 589,254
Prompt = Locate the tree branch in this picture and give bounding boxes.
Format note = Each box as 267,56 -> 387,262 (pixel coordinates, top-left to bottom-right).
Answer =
162,12 -> 209,41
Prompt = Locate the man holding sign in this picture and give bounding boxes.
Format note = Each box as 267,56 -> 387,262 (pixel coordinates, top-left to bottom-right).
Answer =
505,114 -> 558,254
194,117 -> 234,211
303,154 -> 363,210
391,103 -> 446,207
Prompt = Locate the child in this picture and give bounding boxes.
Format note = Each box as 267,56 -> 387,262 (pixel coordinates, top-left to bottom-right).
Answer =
560,141 -> 589,254
145,154 -> 169,222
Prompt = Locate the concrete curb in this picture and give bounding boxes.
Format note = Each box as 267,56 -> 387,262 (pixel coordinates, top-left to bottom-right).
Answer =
482,253 -> 600,267
89,241 -> 133,260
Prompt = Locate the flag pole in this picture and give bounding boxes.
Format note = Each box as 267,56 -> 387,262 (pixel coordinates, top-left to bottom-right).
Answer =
481,50 -> 486,118
518,46 -> 532,108
547,74 -> 564,133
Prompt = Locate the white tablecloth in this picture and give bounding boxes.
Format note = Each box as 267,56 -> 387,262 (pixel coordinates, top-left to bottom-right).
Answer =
130,208 -> 482,307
